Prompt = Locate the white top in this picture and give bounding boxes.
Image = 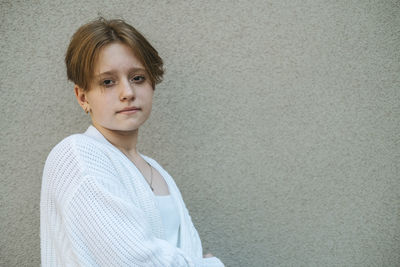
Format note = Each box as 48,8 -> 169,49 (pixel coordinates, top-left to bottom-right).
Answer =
155,194 -> 181,247
40,125 -> 224,267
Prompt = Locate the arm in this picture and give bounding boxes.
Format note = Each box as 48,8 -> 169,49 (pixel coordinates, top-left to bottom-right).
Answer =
63,175 -> 224,266
63,175 -> 192,266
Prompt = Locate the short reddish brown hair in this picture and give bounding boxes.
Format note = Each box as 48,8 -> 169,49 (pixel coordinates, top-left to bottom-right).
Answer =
65,17 -> 164,90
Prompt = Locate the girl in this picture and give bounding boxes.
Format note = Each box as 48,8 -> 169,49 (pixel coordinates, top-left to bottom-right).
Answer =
40,18 -> 224,267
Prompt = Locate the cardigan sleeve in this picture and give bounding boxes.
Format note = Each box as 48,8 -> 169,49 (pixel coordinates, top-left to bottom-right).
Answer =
63,174 -> 193,266
62,175 -> 224,267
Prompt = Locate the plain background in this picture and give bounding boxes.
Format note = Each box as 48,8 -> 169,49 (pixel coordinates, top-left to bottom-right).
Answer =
1,0 -> 399,266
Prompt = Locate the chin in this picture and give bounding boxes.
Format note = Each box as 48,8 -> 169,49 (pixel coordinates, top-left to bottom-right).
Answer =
112,124 -> 140,132
94,123 -> 137,133
116,122 -> 145,132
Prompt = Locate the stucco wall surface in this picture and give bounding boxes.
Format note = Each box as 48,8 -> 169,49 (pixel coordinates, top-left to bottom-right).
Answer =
1,0 -> 399,266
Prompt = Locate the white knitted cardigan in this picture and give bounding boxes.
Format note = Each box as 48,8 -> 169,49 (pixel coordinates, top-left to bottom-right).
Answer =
40,125 -> 224,267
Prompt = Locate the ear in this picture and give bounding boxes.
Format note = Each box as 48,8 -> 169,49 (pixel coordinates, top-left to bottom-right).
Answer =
74,85 -> 90,113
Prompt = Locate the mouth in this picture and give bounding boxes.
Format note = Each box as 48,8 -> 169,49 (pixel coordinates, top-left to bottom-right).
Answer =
117,107 -> 141,114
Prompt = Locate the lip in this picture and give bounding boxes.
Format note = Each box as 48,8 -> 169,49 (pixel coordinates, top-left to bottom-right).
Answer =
117,106 -> 141,114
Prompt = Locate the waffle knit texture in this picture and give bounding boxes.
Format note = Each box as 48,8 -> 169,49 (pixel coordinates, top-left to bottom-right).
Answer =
40,125 -> 224,267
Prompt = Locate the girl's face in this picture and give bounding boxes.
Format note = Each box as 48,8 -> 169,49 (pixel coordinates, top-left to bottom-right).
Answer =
75,42 -> 154,135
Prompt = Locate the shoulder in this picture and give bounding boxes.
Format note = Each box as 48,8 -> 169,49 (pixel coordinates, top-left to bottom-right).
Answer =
42,134 -> 118,202
45,133 -> 113,170
45,134 -> 101,170
42,134 -> 87,206
44,134 -> 84,171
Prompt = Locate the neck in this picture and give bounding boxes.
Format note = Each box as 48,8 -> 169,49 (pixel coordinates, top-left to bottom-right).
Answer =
92,122 -> 140,159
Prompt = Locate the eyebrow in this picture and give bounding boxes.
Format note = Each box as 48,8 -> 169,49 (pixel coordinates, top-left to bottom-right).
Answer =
95,68 -> 146,78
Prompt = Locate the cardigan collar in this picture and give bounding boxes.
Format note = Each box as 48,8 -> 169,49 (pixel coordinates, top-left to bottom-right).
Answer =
83,126 -> 144,159
83,125 -> 166,239
84,125 -> 110,144
83,125 -> 193,253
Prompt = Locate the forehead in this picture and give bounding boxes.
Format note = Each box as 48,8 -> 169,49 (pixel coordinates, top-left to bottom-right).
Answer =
93,42 -> 145,74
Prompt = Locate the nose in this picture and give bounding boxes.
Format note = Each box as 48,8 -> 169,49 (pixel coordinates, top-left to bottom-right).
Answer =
119,79 -> 135,101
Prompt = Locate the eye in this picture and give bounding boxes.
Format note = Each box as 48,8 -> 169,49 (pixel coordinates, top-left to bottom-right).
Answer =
130,75 -> 146,83
102,79 -> 115,87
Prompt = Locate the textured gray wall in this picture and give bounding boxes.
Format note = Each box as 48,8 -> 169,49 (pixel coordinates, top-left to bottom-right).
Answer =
1,0 -> 399,266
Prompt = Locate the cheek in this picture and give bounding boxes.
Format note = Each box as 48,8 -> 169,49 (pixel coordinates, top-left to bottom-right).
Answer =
89,96 -> 111,117
140,90 -> 154,106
